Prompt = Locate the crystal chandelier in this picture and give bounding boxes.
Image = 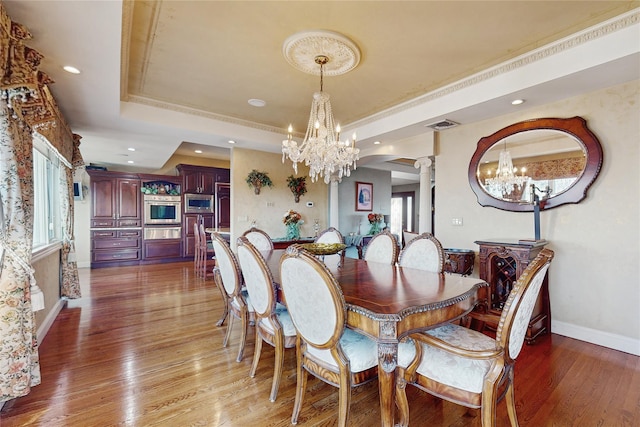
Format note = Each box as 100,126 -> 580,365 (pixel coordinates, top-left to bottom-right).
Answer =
484,141 -> 529,197
282,56 -> 359,183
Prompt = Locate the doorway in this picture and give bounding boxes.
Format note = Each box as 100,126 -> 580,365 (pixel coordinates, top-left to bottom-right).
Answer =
390,192 -> 415,236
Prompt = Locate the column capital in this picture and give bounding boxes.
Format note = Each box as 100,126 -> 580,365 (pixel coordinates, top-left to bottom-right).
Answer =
414,156 -> 432,170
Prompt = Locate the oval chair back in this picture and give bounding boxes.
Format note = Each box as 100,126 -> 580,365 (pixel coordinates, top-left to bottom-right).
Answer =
398,232 -> 445,273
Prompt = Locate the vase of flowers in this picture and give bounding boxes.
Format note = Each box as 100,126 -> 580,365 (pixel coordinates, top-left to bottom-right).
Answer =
286,175 -> 307,203
367,213 -> 384,235
283,209 -> 303,240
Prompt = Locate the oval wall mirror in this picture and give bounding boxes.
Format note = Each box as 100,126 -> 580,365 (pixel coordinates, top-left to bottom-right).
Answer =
468,117 -> 603,212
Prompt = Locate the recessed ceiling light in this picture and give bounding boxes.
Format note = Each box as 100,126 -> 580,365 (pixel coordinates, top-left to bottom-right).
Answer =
511,99 -> 525,105
194,149 -> 203,154
373,141 -> 381,145
127,147 -> 135,151
127,160 -> 134,164
248,99 -> 266,107
63,65 -> 80,74
228,140 -> 236,144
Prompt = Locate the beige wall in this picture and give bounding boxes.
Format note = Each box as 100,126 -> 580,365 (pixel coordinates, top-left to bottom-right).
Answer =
231,148 -> 329,246
435,80 -> 639,352
32,249 -> 64,340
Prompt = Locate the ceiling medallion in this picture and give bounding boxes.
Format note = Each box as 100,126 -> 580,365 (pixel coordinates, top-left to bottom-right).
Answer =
282,30 -> 360,76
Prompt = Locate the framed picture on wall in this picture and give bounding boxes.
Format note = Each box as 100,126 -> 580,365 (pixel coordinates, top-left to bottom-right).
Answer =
355,181 -> 373,211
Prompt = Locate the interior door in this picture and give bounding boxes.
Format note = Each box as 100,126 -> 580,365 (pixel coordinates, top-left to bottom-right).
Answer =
390,192 -> 414,236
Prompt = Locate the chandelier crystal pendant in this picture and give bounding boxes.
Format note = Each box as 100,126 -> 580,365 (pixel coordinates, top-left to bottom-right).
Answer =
281,30 -> 361,184
484,143 -> 529,197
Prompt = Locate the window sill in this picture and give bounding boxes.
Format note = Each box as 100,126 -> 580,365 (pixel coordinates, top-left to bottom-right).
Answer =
32,241 -> 62,263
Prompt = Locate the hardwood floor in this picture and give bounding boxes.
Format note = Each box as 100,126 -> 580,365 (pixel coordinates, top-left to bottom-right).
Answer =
1,261 -> 639,426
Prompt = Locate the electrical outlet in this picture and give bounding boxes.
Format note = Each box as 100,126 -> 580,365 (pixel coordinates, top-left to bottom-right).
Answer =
451,217 -> 463,226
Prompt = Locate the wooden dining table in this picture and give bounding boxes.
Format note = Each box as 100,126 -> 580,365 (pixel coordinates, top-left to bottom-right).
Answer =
262,249 -> 489,427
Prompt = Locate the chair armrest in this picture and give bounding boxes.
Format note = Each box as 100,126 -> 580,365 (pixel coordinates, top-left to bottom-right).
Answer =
411,331 -> 503,360
467,311 -> 501,326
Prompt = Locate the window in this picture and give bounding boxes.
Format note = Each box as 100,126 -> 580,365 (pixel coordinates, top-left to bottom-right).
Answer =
32,141 -> 62,248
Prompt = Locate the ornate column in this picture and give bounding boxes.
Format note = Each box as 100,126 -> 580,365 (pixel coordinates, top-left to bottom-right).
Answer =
329,175 -> 340,229
414,156 -> 433,234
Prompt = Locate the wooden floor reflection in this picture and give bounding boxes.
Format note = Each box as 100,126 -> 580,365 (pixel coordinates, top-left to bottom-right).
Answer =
1,261 -> 638,426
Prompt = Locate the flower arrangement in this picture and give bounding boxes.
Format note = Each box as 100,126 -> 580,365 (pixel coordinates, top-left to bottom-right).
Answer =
245,169 -> 273,194
283,209 -> 303,226
368,213 -> 383,224
286,175 -> 307,202
367,213 -> 384,235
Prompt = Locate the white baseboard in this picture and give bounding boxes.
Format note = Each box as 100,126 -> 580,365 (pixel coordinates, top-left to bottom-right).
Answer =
76,260 -> 90,269
552,320 -> 640,356
36,298 -> 67,345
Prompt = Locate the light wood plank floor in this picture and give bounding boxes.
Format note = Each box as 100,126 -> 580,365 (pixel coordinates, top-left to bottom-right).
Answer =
1,261 -> 638,426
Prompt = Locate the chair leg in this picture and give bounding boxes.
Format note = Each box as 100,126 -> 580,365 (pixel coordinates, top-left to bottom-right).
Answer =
249,329 -> 263,378
269,332 -> 285,402
213,273 -> 228,327
395,376 -> 410,427
291,349 -> 307,425
236,308 -> 248,362
505,374 -> 519,427
337,368 -> 352,427
223,312 -> 235,348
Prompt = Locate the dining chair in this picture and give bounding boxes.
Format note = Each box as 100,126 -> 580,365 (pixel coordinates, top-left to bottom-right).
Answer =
193,222 -> 202,275
363,230 -> 399,265
236,236 -> 296,402
211,232 -> 254,362
402,229 -> 419,248
395,248 -> 554,427
198,223 -> 215,278
398,232 -> 445,273
314,227 -> 344,244
279,245 -> 416,426
242,227 -> 274,251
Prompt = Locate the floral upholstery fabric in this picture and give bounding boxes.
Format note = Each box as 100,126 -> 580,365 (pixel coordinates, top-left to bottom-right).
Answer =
0,100 -> 41,401
259,303 -> 296,337
364,234 -> 396,265
211,239 -> 239,296
315,229 -> 343,244
507,263 -> 550,358
405,324 -> 496,393
399,238 -> 443,273
237,245 -> 271,315
244,231 -> 272,251
60,164 -> 80,298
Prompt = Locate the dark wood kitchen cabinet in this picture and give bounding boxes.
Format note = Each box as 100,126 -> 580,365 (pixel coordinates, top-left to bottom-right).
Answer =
472,239 -> 550,344
183,214 -> 214,258
88,170 -> 142,268
88,171 -> 141,228
215,183 -> 231,229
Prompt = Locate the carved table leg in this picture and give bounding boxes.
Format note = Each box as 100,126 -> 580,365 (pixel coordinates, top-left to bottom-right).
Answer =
378,321 -> 398,427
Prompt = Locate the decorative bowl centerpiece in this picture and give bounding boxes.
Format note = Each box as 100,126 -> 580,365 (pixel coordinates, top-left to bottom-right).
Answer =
299,243 -> 347,255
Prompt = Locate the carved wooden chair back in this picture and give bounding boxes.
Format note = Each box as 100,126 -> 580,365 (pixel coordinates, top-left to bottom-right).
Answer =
279,245 -> 380,427
241,227 -> 274,251
395,248 -> 554,427
398,232 -> 445,273
363,230 -> 399,265
210,232 -> 253,362
402,229 -> 419,248
236,236 -> 296,402
314,227 -> 344,244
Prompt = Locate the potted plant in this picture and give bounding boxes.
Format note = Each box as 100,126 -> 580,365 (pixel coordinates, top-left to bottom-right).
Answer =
286,175 -> 307,203
245,169 -> 273,194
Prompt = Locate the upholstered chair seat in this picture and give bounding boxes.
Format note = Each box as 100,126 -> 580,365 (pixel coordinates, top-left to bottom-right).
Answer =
279,245 -> 415,426
237,236 -> 296,402
211,232 -> 254,362
395,248 -> 554,427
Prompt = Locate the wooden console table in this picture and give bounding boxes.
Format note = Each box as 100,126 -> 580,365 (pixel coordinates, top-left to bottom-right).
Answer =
473,239 -> 550,344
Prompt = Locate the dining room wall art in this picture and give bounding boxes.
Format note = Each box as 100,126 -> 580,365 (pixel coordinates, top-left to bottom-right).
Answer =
355,181 -> 373,211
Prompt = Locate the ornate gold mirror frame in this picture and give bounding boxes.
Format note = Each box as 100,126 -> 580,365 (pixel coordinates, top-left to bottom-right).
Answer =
468,117 -> 603,212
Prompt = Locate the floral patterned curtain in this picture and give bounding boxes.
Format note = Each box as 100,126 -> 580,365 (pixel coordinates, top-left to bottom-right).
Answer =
60,161 -> 80,298
0,97 -> 41,402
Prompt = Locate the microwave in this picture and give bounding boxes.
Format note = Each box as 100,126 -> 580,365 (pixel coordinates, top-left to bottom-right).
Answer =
184,193 -> 214,214
144,195 -> 181,225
